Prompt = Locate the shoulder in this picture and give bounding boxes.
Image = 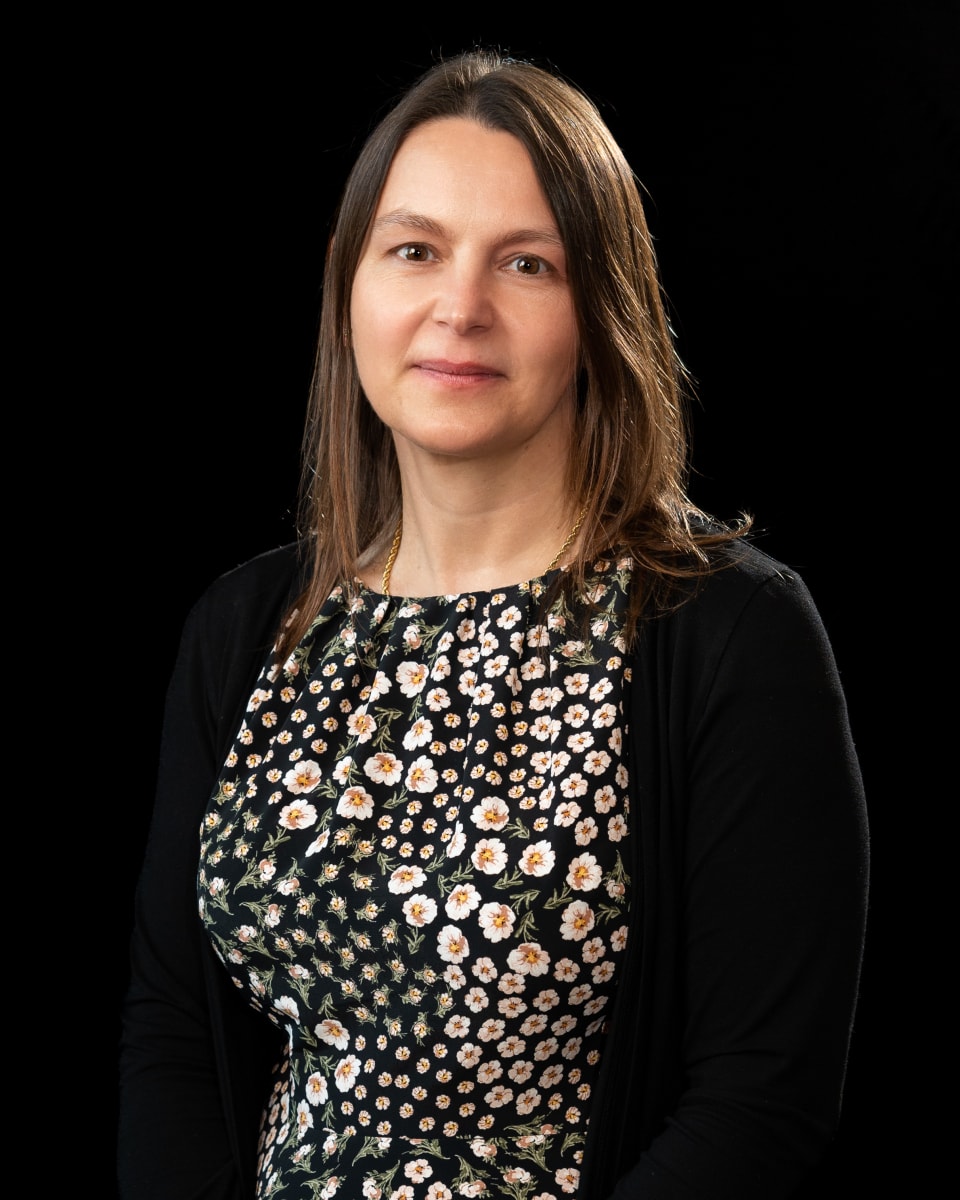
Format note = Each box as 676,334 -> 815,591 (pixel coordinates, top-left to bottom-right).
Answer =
641,538 -> 841,696
672,537 -> 823,632
155,542 -> 310,772
183,541 -> 306,648
172,542 -> 307,716
193,541 -> 305,618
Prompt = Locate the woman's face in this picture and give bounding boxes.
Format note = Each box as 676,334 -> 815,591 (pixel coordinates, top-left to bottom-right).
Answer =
350,118 -> 579,470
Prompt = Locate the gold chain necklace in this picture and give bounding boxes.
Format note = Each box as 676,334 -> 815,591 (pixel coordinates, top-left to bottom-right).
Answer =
381,507 -> 587,596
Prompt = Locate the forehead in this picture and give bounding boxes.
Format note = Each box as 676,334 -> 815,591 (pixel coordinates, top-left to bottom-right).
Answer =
371,117 -> 559,231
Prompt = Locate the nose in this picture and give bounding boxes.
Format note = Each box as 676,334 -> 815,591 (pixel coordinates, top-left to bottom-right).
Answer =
431,260 -> 493,334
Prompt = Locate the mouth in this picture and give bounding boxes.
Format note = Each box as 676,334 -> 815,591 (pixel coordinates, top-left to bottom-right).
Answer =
414,360 -> 504,385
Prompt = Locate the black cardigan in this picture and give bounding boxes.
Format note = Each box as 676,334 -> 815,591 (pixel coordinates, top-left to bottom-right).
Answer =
118,540 -> 868,1198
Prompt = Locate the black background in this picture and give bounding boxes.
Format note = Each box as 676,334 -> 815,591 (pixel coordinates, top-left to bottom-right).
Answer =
110,8 -> 957,1192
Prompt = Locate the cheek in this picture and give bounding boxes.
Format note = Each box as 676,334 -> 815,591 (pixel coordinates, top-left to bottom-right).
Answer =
349,279 -> 385,387
541,313 -> 579,386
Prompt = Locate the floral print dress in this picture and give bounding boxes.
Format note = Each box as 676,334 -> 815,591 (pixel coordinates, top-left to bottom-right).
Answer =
199,556 -> 635,1199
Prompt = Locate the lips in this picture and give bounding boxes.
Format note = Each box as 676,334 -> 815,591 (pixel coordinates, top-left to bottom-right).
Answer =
414,359 -> 504,382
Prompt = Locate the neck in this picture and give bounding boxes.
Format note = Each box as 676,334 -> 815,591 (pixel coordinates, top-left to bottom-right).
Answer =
366,455 -> 583,597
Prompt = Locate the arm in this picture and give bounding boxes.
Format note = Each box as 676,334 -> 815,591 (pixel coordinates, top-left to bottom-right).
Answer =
118,548 -> 298,1199
610,560 -> 869,1197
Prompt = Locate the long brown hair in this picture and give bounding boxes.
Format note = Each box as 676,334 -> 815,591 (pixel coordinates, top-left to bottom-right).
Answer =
278,50 -> 748,663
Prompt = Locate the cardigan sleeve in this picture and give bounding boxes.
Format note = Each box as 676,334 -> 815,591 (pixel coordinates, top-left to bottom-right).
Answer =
118,546 -> 300,1199
606,556 -> 869,1198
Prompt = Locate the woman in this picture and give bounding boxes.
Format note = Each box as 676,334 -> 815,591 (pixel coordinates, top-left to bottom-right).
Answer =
119,51 -> 868,1199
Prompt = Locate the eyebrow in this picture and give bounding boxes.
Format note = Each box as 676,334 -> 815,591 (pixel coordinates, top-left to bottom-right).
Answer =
369,208 -> 565,249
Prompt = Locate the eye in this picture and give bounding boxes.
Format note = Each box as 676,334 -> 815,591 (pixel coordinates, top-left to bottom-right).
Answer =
508,255 -> 548,275
395,243 -> 433,262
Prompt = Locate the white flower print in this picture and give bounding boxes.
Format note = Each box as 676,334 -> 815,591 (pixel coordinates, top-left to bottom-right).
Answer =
477,1060 -> 504,1085
336,786 -> 374,820
363,752 -> 403,785
529,686 -> 558,711
278,801 -> 318,830
589,677 -> 613,700
519,841 -> 556,876
498,996 -> 528,1020
564,672 -> 589,695
406,756 -> 438,793
574,817 -> 599,845
583,749 -> 611,775
472,956 -> 498,982
593,785 -> 617,813
305,828 -> 330,857
333,1054 -> 362,1092
531,715 -> 560,741
497,1035 -> 526,1058
426,686 -> 451,710
478,902 -> 516,942
457,1042 -> 483,1068
445,882 -> 482,918
566,853 -> 602,891
465,987 -> 489,1012
444,964 -> 466,989
347,709 -> 377,743
402,894 -> 438,926
315,1018 -> 350,1049
295,1098 -> 313,1139
273,995 -> 300,1022
305,1071 -> 328,1105
457,670 -> 479,699
404,1158 -> 433,1182
592,960 -> 616,984
438,924 -> 470,963
283,760 -> 321,793
554,801 -> 581,826
559,774 -> 588,799
472,838 -> 508,875
497,605 -> 522,628
562,703 -> 589,728
487,652 -> 508,681
444,1013 -> 471,1038
396,661 -> 428,696
582,937 -> 605,964
554,959 -> 580,984
556,1166 -> 580,1194
306,1084 -> 328,1118
199,559 -> 635,1196
470,797 -> 510,830
332,755 -> 354,784
402,717 -> 434,750
388,864 -> 426,893
608,813 -> 628,841
560,901 -> 596,941
530,750 -> 552,774
507,942 -> 551,976
445,823 -> 467,859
